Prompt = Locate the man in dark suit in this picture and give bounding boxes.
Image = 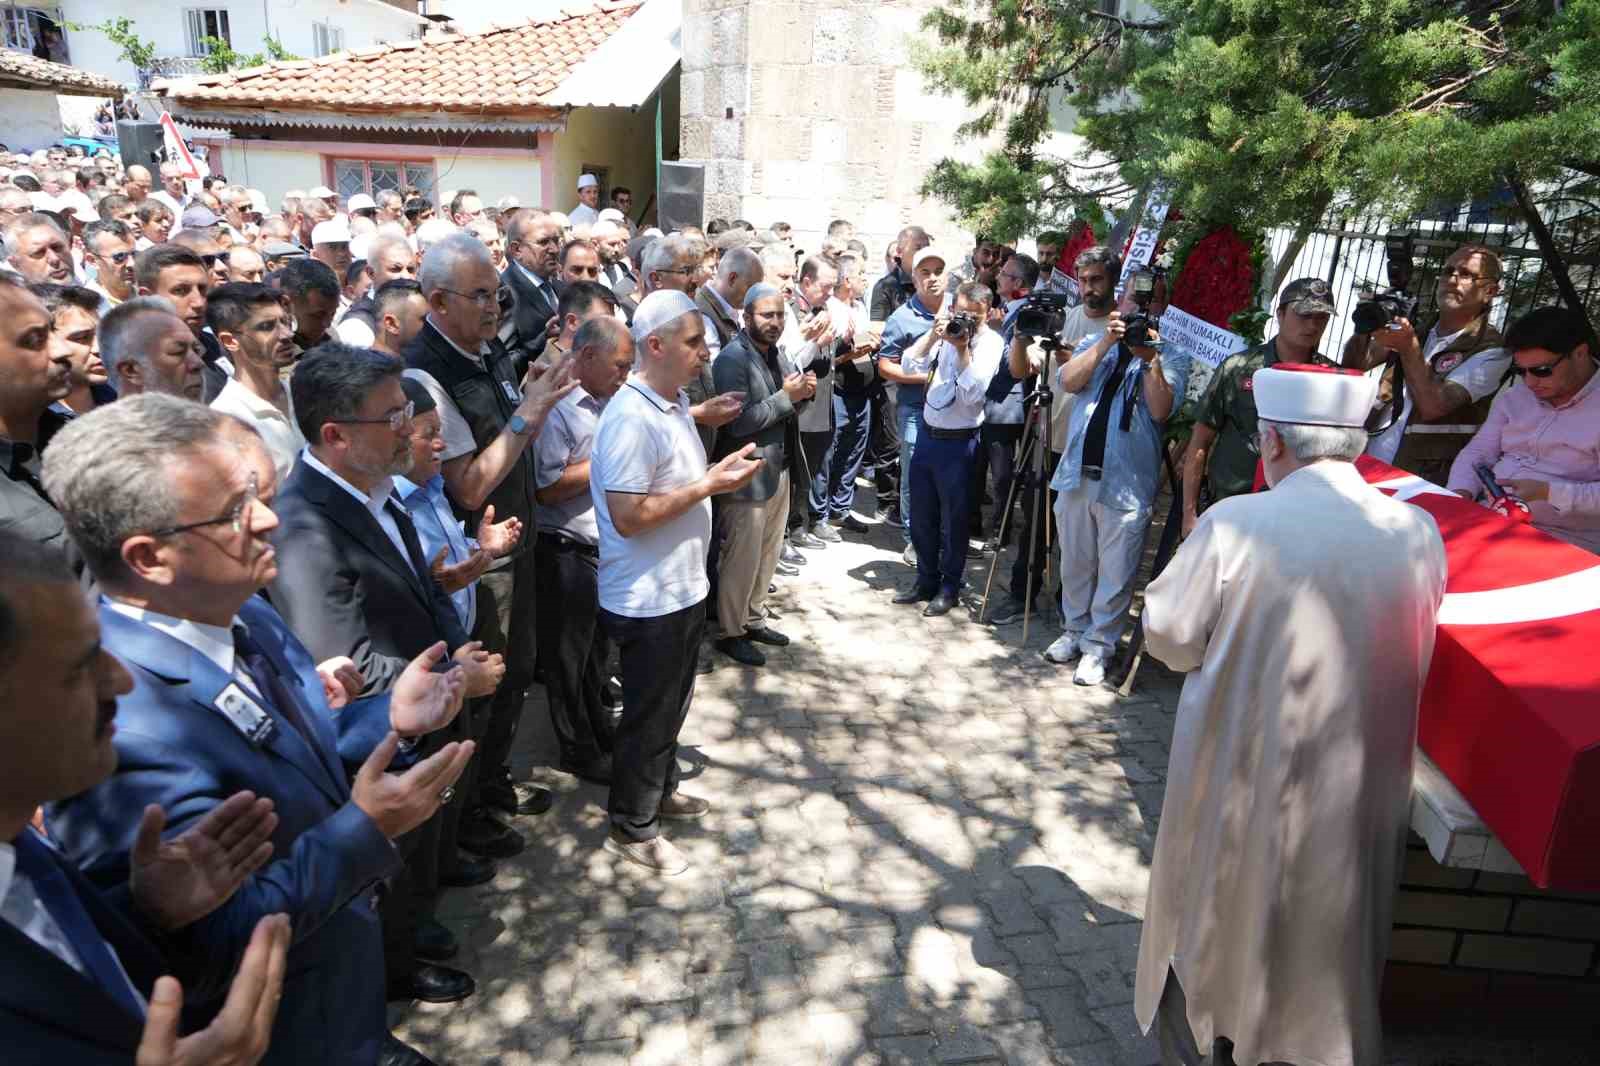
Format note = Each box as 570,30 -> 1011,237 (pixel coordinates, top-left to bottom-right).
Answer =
269,345 -> 502,1009
501,209 -> 564,365
0,528 -> 291,1066
40,395 -> 474,1066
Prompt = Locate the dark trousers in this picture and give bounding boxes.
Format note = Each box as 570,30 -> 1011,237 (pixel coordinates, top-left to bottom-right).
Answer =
1009,449 -> 1062,604
868,387 -> 900,511
824,390 -> 872,520
534,539 -> 615,765
601,598 -> 706,843
982,422 -> 1024,542
909,431 -> 978,596
474,545 -> 536,795
380,788 -> 442,984
788,429 -> 832,531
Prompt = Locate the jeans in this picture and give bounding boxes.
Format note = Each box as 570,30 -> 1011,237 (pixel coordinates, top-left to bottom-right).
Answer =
909,431 -> 978,596
896,400 -> 924,543
534,540 -> 615,766
1054,484 -> 1153,658
601,598 -> 706,843
824,389 -> 872,520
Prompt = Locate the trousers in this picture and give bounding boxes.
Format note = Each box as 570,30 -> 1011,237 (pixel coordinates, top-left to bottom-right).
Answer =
980,421 -> 1024,541
717,473 -> 789,637
534,540 -> 615,765
601,598 -> 706,843
896,400 -> 924,543
909,431 -> 978,596
1009,449 -> 1062,603
474,544 -> 536,794
789,431 -> 831,531
824,389 -> 872,521
868,386 -> 900,512
1054,483 -> 1152,658
1156,969 -> 1294,1066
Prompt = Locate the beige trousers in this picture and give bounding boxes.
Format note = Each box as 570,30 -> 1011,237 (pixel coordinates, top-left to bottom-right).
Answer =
716,471 -> 790,638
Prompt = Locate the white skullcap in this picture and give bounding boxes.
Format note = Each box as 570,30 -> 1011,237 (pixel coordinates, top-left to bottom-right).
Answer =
308,185 -> 336,199
346,193 -> 377,212
598,207 -> 625,223
577,173 -> 599,190
742,282 -> 780,309
631,290 -> 700,344
1252,364 -> 1379,428
311,217 -> 352,245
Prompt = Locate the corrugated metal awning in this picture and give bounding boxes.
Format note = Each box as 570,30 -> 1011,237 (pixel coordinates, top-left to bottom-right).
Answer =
542,0 -> 679,109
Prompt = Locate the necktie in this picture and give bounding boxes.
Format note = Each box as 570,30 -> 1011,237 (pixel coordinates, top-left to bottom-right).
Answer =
11,831 -> 145,1020
1080,344 -> 1135,480
385,498 -> 433,586
232,624 -> 319,751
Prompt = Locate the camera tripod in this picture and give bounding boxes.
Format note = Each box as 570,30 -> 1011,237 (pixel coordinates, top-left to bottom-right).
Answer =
978,347 -> 1059,645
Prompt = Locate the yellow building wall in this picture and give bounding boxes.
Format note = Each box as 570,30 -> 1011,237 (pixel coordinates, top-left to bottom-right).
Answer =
551,104 -> 659,221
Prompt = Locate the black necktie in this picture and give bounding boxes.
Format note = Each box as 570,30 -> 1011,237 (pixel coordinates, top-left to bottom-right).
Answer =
385,498 -> 433,586
1080,344 -> 1135,480
231,624 -> 319,750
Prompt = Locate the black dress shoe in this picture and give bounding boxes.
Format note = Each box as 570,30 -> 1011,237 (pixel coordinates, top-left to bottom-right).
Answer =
516,784 -> 555,816
379,1034 -> 438,1066
892,586 -> 935,605
439,852 -> 497,887
458,810 -> 525,858
696,650 -> 716,675
559,752 -> 613,786
715,636 -> 766,666
415,917 -> 458,962
744,625 -> 790,647
792,529 -> 827,549
838,514 -> 870,534
923,592 -> 959,617
386,963 -> 476,1004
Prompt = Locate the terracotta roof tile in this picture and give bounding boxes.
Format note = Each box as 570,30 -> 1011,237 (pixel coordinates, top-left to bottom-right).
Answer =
0,50 -> 124,97
159,1 -> 638,115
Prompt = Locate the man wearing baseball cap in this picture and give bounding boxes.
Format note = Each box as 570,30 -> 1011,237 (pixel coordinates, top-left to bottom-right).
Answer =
310,216 -> 354,286
1180,277 -> 1339,534
347,192 -> 378,220
569,173 -> 602,229
1136,361 -> 1444,1066
876,245 -> 949,564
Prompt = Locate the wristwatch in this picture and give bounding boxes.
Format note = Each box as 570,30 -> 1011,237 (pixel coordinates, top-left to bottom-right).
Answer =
508,414 -> 531,435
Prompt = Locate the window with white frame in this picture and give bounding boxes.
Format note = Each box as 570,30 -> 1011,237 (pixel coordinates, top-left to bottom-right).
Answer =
184,9 -> 232,57
332,158 -> 436,202
2,8 -> 35,52
312,21 -> 344,58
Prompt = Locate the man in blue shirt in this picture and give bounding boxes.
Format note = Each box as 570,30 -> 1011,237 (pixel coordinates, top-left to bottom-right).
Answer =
876,247 -> 947,564
1047,311 -> 1190,686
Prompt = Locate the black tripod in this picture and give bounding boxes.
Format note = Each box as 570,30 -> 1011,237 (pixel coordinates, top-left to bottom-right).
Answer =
979,343 -> 1059,644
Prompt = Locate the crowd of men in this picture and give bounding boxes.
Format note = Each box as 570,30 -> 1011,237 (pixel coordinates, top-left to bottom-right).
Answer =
0,138 -> 1595,1066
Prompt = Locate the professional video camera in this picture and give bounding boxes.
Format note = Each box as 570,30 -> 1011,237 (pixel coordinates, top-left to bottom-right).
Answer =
944,311 -> 980,340
1351,289 -> 1419,335
1123,270 -> 1160,349
1014,291 -> 1070,340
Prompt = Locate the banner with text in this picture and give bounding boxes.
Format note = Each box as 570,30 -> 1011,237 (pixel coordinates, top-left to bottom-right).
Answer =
1117,182 -> 1172,295
1160,305 -> 1248,370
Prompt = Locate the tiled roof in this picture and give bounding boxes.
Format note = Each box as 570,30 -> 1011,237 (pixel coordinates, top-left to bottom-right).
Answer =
0,49 -> 124,97
158,2 -> 640,116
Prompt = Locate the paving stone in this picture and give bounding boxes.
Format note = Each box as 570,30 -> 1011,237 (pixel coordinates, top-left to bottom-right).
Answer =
1024,983 -> 1112,1047
929,1019 -> 1000,1063
873,1034 -> 940,1065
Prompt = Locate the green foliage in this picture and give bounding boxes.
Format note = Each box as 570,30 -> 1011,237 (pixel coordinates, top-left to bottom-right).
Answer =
67,17 -> 158,71
196,35 -> 300,74
914,0 -> 1600,241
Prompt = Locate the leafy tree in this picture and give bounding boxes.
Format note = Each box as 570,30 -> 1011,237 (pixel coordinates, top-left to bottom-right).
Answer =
197,35 -> 299,75
68,17 -> 158,72
916,0 -> 1600,256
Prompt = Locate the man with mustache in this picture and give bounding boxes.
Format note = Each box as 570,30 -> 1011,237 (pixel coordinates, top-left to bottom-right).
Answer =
208,284 -> 303,482
0,275 -> 72,551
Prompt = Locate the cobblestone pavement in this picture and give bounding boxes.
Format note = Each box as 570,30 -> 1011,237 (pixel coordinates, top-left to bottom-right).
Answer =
391,510 -> 1590,1065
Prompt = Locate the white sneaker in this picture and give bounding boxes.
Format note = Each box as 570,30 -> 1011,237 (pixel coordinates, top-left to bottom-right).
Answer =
604,833 -> 690,876
902,543 -> 917,567
1073,652 -> 1107,687
1043,633 -> 1081,664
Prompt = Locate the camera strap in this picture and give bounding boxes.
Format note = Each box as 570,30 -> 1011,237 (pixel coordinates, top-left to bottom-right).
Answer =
1081,343 -> 1134,475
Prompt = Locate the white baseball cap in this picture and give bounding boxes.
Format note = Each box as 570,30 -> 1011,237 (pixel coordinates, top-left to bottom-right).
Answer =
308,185 -> 336,199
347,193 -> 376,212
577,173 -> 599,190
311,217 -> 352,245
911,247 -> 948,273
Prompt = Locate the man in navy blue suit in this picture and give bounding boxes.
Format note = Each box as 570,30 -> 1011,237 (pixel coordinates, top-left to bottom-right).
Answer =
0,528 -> 291,1065
40,395 -> 474,1066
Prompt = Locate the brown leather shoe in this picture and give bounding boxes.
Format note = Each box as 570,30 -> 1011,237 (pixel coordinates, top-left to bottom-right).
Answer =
658,791 -> 711,820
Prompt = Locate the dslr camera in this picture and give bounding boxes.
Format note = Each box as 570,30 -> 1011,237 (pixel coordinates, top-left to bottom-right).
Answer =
1015,291 -> 1069,339
1122,270 -> 1161,349
945,311 -> 980,340
1352,288 -> 1419,335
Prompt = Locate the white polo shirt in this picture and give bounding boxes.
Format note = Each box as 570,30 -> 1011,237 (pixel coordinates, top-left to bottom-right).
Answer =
590,374 -> 711,618
210,377 -> 305,483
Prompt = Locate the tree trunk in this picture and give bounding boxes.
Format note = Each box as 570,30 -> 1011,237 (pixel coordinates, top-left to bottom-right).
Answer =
1505,170 -> 1598,347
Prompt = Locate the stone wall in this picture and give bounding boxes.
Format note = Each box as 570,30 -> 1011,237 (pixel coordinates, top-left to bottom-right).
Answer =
680,0 -> 983,257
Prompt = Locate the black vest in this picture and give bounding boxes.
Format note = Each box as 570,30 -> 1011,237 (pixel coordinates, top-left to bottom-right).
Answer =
403,320 -> 536,528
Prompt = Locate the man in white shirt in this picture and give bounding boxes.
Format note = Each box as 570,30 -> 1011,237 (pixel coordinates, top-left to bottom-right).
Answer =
147,162 -> 188,219
893,281 -> 1004,616
207,283 -> 304,482
82,219 -> 136,312
589,290 -> 761,876
568,174 -> 601,229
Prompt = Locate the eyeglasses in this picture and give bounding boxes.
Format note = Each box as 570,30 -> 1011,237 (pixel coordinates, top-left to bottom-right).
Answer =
439,286 -> 512,308
200,252 -> 230,267
655,267 -> 693,277
1512,349 -> 1573,379
334,400 -> 415,432
94,249 -> 135,265
1441,268 -> 1488,283
150,472 -> 259,538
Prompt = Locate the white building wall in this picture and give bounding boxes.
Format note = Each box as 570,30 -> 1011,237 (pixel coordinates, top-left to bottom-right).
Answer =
432,154 -> 541,210
0,89 -> 74,152
54,0 -> 423,85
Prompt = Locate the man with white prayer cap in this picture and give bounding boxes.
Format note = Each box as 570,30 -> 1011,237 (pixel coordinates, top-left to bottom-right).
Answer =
569,173 -> 602,228
588,290 -> 762,876
1134,363 -> 1447,1066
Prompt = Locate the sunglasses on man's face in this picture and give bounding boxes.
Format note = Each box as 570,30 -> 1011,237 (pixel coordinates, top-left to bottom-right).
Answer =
1512,349 -> 1573,379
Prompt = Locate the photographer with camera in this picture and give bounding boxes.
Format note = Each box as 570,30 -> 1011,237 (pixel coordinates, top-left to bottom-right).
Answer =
1045,280 -> 1189,685
891,281 -> 1004,616
1181,278 -> 1339,536
1347,245 -> 1509,485
878,247 -> 948,563
988,246 -> 1119,626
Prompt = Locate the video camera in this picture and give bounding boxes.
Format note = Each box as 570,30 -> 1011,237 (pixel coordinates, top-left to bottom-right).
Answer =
1123,270 -> 1160,349
1352,289 -> 1419,335
1015,291 -> 1070,340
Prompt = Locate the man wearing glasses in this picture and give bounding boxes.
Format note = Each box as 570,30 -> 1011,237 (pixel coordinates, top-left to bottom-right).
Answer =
1449,306 -> 1600,553
82,219 -> 136,311
1354,244 -> 1510,484
502,209 -> 565,363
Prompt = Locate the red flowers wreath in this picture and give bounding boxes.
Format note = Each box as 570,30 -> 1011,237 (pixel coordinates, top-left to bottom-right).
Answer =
1169,225 -> 1256,329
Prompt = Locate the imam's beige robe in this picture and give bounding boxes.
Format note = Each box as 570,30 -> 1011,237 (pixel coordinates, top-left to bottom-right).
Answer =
1135,460 -> 1446,1066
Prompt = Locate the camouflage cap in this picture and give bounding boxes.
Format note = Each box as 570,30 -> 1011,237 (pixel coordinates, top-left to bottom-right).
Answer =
1278,276 -> 1337,316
